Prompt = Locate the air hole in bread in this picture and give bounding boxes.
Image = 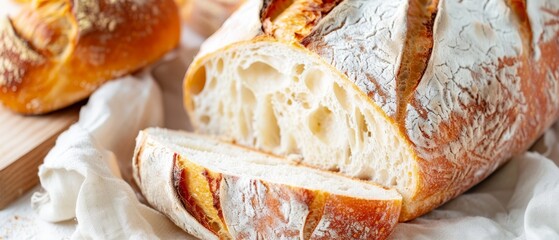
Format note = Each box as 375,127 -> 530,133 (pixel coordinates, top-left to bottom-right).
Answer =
238,86 -> 255,139
208,77 -> 217,90
345,147 -> 352,165
238,61 -> 287,93
390,177 -> 397,186
294,64 -> 305,75
200,115 -> 210,124
304,68 -> 327,96
238,112 -> 249,139
333,83 -> 351,111
189,65 -> 207,95
308,105 -> 335,144
355,108 -> 367,144
241,85 -> 256,106
216,58 -> 224,73
348,124 -> 357,149
293,92 -> 311,109
256,96 -> 281,149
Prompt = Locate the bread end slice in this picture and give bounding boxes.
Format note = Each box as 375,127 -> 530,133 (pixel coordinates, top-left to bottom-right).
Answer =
133,128 -> 402,239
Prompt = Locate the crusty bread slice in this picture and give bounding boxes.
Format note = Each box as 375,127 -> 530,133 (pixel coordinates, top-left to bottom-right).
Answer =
133,128 -> 402,240
184,0 -> 559,221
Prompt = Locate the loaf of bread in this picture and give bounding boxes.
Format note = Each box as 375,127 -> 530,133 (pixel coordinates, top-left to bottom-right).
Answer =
133,128 -> 402,239
176,0 -> 244,36
0,0 -> 180,114
184,0 -> 559,221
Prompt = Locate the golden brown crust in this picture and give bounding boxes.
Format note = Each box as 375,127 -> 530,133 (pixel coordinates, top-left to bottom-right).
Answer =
0,17 -> 46,93
222,176 -> 310,239
302,191 -> 326,239
0,0 -> 180,114
394,0 -> 438,123
403,2 -> 559,220
133,133 -> 217,239
506,0 -> 534,56
219,175 -> 401,240
310,195 -> 401,240
173,155 -> 221,237
173,154 -> 231,239
261,0 -> 342,42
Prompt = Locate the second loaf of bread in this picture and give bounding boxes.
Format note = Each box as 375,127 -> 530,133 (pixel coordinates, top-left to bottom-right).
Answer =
0,0 -> 180,114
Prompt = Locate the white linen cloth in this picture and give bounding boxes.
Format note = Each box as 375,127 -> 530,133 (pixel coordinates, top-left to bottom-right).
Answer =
30,72 -> 189,239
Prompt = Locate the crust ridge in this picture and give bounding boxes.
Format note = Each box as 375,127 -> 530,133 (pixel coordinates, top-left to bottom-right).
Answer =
395,0 -> 439,124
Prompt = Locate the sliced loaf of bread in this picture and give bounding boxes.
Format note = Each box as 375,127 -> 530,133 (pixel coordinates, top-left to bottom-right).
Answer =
133,128 -> 402,240
184,0 -> 559,221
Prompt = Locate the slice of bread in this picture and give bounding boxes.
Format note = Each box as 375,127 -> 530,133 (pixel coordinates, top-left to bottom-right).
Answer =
133,128 -> 402,240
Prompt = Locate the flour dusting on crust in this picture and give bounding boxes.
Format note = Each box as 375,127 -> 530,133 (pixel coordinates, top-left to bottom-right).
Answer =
0,17 -> 44,90
74,0 -> 149,35
221,176 -> 309,239
303,0 -> 409,116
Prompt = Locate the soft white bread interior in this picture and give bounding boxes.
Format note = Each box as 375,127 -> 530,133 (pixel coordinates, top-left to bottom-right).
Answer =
133,128 -> 402,239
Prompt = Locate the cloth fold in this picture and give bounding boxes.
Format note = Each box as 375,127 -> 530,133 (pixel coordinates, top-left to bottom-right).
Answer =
31,73 -> 188,239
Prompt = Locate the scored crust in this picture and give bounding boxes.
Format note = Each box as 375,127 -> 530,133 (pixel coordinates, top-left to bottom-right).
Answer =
133,128 -> 402,240
0,0 -> 180,114
133,130 -> 218,240
183,0 -> 559,221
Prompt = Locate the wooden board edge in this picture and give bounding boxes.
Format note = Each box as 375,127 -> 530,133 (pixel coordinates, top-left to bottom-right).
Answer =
0,120 -> 76,209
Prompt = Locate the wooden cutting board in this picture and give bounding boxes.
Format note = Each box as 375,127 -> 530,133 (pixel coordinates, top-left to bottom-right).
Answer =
0,106 -> 80,209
